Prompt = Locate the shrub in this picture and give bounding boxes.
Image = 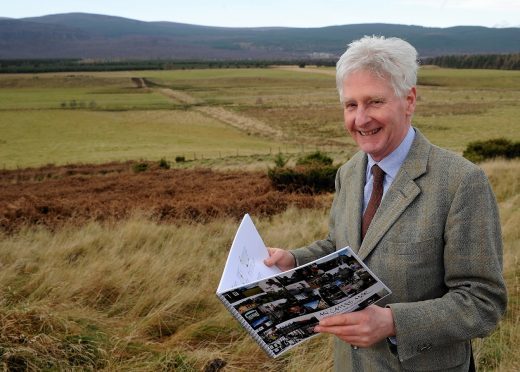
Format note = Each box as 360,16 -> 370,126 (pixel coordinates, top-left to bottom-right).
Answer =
273,153 -> 288,168
175,156 -> 186,163
268,151 -> 338,193
132,162 -> 148,173
463,138 -> 520,163
268,165 -> 338,193
296,151 -> 333,166
158,158 -> 170,169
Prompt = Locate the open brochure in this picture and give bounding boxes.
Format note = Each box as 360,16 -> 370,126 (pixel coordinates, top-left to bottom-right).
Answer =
216,214 -> 391,358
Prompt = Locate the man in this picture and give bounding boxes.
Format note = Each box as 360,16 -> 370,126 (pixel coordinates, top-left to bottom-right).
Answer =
265,36 -> 507,371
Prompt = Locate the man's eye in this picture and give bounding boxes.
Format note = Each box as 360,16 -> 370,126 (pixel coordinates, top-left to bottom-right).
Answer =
344,102 -> 357,110
371,99 -> 384,106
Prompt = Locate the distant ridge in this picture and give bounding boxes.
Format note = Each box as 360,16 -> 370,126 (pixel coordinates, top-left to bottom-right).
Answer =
0,12 -> 518,60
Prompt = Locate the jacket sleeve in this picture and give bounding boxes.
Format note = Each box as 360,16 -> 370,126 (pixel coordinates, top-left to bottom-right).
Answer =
388,167 -> 508,362
291,167 -> 342,265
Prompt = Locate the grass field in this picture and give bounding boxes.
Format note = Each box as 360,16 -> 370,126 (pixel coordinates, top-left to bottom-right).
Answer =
2,67 -> 518,169
0,109 -> 284,168
0,71 -> 295,169
0,74 -> 173,111
0,67 -> 518,370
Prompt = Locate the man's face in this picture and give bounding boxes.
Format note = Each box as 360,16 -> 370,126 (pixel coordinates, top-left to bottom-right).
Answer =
342,70 -> 416,161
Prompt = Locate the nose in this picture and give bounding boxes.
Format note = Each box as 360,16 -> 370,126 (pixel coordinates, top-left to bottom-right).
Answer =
355,106 -> 370,127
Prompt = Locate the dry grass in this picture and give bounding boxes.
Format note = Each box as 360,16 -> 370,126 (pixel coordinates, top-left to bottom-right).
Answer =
473,159 -> 520,372
0,159 -> 518,370
0,164 -> 329,233
0,208 -> 333,370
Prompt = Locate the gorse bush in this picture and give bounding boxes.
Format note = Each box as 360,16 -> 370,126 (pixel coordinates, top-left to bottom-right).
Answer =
296,151 -> 333,166
158,158 -> 170,169
268,165 -> 338,193
132,162 -> 148,173
268,151 -> 338,193
463,138 -> 520,163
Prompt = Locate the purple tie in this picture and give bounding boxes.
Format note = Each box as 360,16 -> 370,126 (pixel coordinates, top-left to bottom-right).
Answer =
362,165 -> 385,240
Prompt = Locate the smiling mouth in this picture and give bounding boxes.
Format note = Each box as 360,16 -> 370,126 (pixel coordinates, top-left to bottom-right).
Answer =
359,128 -> 381,136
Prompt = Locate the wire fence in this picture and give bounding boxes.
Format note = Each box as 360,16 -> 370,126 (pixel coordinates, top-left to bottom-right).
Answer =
171,145 -> 347,162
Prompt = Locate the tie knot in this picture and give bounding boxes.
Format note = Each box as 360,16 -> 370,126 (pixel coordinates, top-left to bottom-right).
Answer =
371,165 -> 385,184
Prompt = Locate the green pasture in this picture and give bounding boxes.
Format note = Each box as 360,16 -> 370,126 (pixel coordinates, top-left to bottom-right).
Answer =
144,68 -> 336,104
418,67 -> 520,89
0,67 -> 518,168
0,110 -> 280,169
0,74 -> 173,110
143,67 -> 520,151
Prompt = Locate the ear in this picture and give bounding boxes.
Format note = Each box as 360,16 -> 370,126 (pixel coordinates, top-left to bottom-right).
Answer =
405,86 -> 417,116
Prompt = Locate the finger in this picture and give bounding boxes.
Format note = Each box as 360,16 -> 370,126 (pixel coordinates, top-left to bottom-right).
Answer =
316,325 -> 366,343
319,313 -> 358,327
263,249 -> 280,266
315,324 -> 357,336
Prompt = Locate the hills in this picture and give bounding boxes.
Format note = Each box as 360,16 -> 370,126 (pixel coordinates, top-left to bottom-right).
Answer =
1,13 -> 519,60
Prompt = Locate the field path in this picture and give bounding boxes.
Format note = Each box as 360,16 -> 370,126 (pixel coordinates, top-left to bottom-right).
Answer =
131,77 -> 148,88
157,87 -> 201,104
194,105 -> 282,138
153,85 -> 282,138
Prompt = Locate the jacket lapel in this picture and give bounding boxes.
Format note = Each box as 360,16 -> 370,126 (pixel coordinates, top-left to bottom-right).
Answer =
357,129 -> 431,260
345,152 -> 367,253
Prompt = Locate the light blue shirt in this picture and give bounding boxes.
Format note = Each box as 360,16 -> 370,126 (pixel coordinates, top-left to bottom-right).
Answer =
363,126 -> 416,213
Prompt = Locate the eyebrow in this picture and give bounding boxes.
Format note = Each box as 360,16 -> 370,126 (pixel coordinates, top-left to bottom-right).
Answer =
342,95 -> 386,103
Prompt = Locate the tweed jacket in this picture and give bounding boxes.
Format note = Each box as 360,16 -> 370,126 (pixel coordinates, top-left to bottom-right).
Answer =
292,129 -> 507,371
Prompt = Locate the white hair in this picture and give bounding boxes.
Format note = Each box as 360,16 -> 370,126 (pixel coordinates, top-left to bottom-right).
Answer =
336,36 -> 419,101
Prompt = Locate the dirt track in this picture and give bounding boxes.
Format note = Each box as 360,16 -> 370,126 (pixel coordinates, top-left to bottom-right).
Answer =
0,162 -> 329,233
155,86 -> 283,138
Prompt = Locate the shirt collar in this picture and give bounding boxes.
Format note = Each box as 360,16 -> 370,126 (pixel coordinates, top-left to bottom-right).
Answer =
367,126 -> 416,181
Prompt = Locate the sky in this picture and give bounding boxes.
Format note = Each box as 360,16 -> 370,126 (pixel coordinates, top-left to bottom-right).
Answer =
2,0 -> 519,29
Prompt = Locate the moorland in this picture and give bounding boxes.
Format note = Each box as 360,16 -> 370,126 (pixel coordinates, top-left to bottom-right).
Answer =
0,67 -> 518,371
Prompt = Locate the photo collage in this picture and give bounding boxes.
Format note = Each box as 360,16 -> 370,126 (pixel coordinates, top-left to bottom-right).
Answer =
221,249 -> 390,356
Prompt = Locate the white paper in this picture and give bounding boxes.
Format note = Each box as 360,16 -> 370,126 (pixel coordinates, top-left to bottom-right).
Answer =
217,214 -> 282,293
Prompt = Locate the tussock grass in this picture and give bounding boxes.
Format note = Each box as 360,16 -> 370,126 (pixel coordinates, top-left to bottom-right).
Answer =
0,160 -> 518,370
472,160 -> 520,372
0,208 -> 332,370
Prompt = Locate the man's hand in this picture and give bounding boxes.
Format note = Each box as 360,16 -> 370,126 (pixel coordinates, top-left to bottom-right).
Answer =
314,305 -> 396,348
264,247 -> 296,271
